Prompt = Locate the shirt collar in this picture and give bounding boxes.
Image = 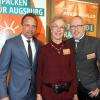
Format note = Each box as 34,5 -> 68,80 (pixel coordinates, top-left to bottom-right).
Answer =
75,35 -> 84,42
21,34 -> 32,42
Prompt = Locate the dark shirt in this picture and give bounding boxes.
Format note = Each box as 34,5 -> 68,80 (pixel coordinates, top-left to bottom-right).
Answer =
36,41 -> 77,94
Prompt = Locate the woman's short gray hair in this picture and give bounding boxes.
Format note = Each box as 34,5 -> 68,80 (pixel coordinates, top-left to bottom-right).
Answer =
50,16 -> 67,27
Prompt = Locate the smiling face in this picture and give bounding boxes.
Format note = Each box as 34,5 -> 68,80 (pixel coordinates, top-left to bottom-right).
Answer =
50,18 -> 66,44
21,16 -> 37,39
70,16 -> 85,40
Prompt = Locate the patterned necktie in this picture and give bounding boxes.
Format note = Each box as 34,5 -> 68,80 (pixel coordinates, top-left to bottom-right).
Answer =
27,40 -> 32,65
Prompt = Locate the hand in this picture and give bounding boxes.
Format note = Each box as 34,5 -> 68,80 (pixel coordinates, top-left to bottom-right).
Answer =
73,94 -> 78,100
88,88 -> 100,97
37,94 -> 42,100
0,97 -> 9,100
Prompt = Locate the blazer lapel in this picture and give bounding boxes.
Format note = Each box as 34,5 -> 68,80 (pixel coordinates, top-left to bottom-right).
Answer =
82,35 -> 90,53
17,35 -> 30,65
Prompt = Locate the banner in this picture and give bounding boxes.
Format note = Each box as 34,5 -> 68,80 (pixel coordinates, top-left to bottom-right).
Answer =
0,0 -> 46,52
54,0 -> 98,38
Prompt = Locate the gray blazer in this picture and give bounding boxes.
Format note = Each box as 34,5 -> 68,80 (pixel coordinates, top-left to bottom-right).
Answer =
0,35 -> 41,100
67,35 -> 100,91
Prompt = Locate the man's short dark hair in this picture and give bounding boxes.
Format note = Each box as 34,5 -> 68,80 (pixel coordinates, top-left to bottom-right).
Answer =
21,13 -> 38,25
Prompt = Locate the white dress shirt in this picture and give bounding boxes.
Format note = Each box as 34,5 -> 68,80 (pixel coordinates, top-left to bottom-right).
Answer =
75,35 -> 84,48
21,34 -> 36,63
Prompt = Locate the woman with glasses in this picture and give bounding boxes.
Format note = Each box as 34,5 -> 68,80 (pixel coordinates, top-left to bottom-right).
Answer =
36,16 -> 78,100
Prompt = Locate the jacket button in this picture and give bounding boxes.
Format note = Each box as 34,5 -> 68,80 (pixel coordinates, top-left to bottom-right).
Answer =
28,79 -> 31,80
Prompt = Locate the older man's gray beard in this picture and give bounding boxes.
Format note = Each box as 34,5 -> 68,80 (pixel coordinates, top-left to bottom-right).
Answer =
73,30 -> 84,40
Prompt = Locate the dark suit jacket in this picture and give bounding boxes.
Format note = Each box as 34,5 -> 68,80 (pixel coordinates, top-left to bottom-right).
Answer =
0,35 -> 41,100
66,35 -> 100,91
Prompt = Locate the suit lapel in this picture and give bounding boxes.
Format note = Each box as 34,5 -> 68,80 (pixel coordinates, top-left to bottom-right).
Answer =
76,35 -> 89,56
17,36 -> 40,67
82,36 -> 90,53
17,35 -> 30,65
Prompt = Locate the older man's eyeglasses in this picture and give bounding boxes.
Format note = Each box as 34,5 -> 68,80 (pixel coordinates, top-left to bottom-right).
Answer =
70,25 -> 84,29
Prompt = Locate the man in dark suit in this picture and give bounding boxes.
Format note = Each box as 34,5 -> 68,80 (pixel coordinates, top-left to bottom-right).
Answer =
0,13 -> 41,100
68,16 -> 100,100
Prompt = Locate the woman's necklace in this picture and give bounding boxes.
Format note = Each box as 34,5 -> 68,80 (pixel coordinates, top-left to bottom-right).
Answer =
51,42 -> 64,55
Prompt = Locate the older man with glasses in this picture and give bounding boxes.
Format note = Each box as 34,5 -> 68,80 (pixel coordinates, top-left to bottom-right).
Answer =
67,16 -> 100,100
